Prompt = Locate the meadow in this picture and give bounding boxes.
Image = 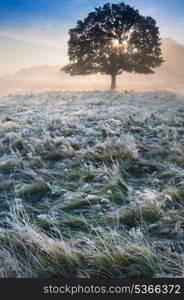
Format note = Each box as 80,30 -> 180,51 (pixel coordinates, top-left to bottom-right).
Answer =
0,90 -> 184,278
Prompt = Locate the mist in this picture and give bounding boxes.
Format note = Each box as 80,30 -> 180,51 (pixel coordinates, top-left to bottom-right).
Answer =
0,38 -> 184,96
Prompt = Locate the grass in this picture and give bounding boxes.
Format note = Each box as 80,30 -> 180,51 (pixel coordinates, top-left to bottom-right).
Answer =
60,195 -> 102,211
112,204 -> 162,227
83,138 -> 137,164
88,243 -> 161,278
1,206 -> 183,278
0,159 -> 23,173
161,186 -> 184,208
16,180 -> 51,201
0,90 -> 184,278
2,116 -> 13,123
0,180 -> 14,192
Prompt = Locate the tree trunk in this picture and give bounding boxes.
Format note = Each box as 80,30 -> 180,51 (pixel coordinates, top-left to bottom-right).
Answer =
111,74 -> 116,90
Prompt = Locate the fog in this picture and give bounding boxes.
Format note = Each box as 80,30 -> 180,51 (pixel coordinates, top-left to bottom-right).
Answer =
0,38 -> 184,96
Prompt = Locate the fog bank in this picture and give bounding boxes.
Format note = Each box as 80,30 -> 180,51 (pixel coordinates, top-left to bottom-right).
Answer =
0,38 -> 184,96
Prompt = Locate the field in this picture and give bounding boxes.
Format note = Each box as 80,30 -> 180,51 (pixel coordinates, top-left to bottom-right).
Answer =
0,90 -> 184,278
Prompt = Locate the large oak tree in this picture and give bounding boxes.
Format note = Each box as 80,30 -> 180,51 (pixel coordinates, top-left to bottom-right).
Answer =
62,2 -> 163,90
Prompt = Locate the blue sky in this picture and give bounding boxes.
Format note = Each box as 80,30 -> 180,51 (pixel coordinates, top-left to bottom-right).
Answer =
0,0 -> 184,74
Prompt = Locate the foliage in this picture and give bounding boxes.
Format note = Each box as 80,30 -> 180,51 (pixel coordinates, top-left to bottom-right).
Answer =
62,2 -> 163,89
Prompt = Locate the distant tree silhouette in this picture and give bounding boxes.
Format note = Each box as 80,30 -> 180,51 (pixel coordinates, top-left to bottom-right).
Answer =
62,2 -> 163,90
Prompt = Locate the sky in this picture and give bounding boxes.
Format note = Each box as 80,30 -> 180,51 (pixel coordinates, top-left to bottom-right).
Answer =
0,0 -> 184,75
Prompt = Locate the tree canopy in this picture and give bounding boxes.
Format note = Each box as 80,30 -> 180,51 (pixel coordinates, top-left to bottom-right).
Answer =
62,2 -> 164,89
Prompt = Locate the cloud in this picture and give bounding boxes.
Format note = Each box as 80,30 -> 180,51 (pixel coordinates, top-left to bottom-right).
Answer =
0,30 -> 64,50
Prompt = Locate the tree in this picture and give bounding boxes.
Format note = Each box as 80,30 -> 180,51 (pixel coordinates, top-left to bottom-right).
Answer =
62,2 -> 164,90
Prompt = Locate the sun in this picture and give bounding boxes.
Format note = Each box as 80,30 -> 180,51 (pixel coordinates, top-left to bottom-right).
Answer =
111,39 -> 120,48
110,39 -> 129,50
